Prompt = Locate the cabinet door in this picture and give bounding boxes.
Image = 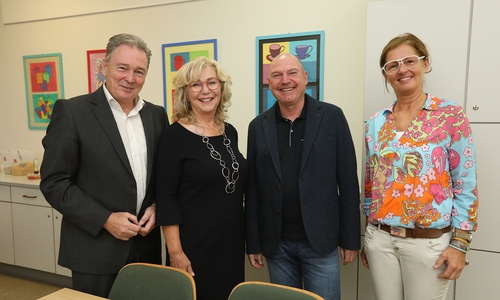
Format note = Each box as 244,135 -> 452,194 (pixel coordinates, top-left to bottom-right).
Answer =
52,209 -> 71,277
466,124 -> 500,252
0,201 -> 15,264
340,255 -> 357,300
0,185 -> 10,201
364,0 -> 472,121
465,0 -> 500,122
455,250 -> 500,299
12,203 -> 55,273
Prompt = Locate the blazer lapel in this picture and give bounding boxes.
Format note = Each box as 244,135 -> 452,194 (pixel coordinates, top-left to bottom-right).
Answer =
90,88 -> 134,177
263,104 -> 283,181
300,95 -> 323,172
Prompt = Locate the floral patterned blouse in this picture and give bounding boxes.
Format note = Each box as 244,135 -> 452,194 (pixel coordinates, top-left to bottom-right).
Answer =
363,94 -> 478,231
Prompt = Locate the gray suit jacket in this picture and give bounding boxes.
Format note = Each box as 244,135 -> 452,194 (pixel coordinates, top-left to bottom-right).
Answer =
40,86 -> 168,275
246,95 -> 361,258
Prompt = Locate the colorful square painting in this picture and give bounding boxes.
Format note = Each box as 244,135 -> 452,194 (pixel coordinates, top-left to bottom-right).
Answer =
23,53 -> 64,129
162,39 -> 217,122
256,31 -> 324,115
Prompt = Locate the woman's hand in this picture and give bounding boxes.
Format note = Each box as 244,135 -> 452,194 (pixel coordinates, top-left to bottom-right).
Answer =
434,246 -> 466,280
170,252 -> 195,276
360,247 -> 370,269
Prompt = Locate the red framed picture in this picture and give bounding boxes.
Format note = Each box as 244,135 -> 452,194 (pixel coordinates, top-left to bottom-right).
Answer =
87,49 -> 106,93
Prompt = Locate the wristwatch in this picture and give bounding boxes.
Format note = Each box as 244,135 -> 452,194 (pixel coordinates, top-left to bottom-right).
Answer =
452,227 -> 473,243
450,238 -> 470,251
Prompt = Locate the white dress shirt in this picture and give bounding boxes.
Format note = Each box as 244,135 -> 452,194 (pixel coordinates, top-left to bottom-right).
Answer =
103,84 -> 147,214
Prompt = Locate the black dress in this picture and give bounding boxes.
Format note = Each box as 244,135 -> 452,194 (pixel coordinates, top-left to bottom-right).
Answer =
155,122 -> 247,300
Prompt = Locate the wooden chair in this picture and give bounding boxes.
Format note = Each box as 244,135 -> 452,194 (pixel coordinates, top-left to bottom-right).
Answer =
228,281 -> 324,300
108,262 -> 196,300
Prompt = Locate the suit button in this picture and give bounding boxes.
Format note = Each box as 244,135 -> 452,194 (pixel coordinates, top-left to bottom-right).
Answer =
275,210 -> 281,214
276,186 -> 281,190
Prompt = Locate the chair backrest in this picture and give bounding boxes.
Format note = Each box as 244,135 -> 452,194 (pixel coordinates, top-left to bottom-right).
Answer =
108,262 -> 196,300
228,281 -> 324,300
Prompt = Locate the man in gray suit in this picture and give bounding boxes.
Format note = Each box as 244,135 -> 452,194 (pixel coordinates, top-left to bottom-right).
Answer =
40,33 -> 168,297
246,53 -> 360,300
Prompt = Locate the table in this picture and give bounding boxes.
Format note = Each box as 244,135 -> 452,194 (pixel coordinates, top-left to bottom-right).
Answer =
38,288 -> 108,299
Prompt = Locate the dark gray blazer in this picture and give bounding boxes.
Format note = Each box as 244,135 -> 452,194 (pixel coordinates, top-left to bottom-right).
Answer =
246,95 -> 361,258
40,86 -> 168,275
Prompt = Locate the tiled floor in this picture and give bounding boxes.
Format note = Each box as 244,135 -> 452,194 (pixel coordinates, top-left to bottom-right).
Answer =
0,273 -> 62,300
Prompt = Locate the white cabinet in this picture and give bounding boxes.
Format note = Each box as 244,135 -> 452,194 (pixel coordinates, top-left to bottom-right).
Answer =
364,0 -> 472,121
357,240 -> 375,300
0,184 -> 10,200
11,186 -> 55,273
53,209 -> 72,276
469,124 -> 499,252
0,177 -> 74,278
340,254 -> 358,300
455,250 -> 500,300
465,0 -> 500,122
0,193 -> 15,264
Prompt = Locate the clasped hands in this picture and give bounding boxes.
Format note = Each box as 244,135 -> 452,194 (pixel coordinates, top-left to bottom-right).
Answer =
103,204 -> 156,241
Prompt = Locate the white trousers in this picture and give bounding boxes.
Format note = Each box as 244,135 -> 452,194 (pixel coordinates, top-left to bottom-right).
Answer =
364,223 -> 452,300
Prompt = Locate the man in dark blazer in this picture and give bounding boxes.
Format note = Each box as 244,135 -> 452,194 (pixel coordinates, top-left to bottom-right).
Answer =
246,53 -> 360,300
40,33 -> 168,297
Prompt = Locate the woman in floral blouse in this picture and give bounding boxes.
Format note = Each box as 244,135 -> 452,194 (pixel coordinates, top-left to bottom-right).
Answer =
360,33 -> 478,300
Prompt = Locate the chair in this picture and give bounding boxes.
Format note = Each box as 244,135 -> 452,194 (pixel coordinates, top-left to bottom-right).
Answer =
108,262 -> 196,300
228,281 -> 324,300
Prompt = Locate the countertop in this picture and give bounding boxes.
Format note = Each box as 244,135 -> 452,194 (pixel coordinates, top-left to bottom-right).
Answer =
0,173 -> 41,188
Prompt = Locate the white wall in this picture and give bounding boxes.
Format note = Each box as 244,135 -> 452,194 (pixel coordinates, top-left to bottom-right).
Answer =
0,0 -> 368,170
0,0 -> 369,287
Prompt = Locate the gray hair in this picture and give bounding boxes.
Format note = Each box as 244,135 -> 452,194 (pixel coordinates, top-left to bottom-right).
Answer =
105,33 -> 152,69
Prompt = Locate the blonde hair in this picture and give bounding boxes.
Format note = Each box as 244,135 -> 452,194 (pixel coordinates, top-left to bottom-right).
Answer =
172,57 -> 232,125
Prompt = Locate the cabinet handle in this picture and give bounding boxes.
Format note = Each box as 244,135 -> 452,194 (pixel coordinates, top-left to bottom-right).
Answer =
22,195 -> 37,199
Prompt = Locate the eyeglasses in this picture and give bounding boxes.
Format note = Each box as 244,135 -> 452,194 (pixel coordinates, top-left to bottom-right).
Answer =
381,55 -> 426,75
189,78 -> 220,93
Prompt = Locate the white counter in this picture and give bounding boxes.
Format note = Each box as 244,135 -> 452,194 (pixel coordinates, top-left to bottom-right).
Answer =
0,173 -> 40,188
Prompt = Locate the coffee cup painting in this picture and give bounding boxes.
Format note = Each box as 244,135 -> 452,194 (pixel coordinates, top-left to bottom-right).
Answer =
256,31 -> 324,114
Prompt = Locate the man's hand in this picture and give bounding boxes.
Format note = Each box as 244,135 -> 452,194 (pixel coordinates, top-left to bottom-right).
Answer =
340,248 -> 359,265
248,253 -> 264,269
138,204 -> 156,236
103,212 -> 141,241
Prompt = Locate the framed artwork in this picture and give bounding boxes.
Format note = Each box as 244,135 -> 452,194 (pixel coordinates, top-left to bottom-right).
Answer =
162,39 -> 217,121
22,53 -> 64,130
255,31 -> 325,115
87,49 -> 106,93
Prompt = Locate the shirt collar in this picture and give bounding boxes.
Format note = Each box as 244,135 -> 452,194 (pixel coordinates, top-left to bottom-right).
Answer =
275,95 -> 308,123
103,83 -> 145,114
383,93 -> 435,115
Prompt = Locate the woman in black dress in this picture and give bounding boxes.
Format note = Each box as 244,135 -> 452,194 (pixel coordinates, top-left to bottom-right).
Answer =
155,56 -> 247,299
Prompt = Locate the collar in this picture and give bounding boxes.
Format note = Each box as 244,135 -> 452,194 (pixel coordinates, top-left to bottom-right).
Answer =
103,83 -> 145,114
383,93 -> 437,115
275,95 -> 308,124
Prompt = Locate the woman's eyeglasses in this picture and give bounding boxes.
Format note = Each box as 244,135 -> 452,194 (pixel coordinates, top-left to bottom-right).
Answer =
381,55 -> 426,75
189,78 -> 220,93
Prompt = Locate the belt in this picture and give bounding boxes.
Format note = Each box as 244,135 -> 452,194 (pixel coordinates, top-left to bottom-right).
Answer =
377,224 -> 451,238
